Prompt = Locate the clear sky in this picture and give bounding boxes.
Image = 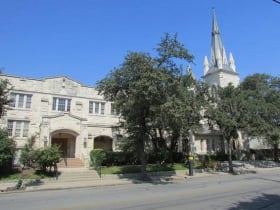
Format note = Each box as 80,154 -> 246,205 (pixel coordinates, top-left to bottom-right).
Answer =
0,0 -> 279,86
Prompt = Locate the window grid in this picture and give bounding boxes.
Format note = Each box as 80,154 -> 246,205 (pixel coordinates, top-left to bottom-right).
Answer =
7,121 -> 13,136
9,93 -> 32,109
101,103 -> 105,115
111,103 -> 119,115
52,97 -> 71,112
89,101 -> 93,114
18,94 -> 24,108
89,101 -> 105,115
7,120 -> 29,137
58,98 -> 66,111
95,102 -> 100,114
9,93 -> 16,108
22,122 -> 29,137
26,95 -> 32,109
15,121 -> 21,137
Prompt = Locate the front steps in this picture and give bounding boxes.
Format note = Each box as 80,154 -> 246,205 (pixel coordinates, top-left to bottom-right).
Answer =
56,168 -> 100,182
57,158 -> 84,168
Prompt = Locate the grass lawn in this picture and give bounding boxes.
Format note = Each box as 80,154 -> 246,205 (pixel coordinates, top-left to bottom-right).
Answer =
99,163 -> 187,175
0,168 -> 52,181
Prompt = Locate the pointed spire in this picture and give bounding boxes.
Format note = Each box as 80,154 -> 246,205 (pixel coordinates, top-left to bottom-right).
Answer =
186,65 -> 195,79
210,9 -> 227,69
204,56 -> 209,75
204,9 -> 239,88
229,52 -> 236,72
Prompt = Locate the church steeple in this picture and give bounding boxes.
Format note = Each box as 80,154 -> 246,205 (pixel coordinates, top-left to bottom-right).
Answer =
203,9 -> 239,87
210,9 -> 228,69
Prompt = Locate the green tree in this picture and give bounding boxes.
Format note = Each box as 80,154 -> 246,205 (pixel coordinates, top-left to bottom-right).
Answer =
0,128 -> 16,173
0,72 -> 15,173
205,84 -> 246,173
241,74 -> 280,162
19,135 -> 39,168
97,33 -> 199,177
37,145 -> 62,172
0,74 -> 11,116
20,136 -> 62,172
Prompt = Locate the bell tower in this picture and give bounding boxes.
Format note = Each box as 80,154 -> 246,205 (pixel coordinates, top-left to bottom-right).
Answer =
203,10 -> 240,88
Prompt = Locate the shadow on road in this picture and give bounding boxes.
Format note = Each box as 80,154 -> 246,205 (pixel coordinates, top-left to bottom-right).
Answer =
228,193 -> 280,210
117,170 -> 178,185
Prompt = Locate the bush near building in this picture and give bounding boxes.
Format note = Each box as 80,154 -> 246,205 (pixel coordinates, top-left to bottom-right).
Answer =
19,137 -> 62,174
0,128 -> 16,174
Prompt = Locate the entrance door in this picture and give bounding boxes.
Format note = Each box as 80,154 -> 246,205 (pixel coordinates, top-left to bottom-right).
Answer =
52,138 -> 68,157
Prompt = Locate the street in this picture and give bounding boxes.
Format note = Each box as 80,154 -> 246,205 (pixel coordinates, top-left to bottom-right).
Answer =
1,169 -> 279,210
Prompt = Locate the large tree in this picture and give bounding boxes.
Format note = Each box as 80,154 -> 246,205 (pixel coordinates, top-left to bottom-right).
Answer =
97,33 -> 205,176
241,73 -> 280,162
0,128 -> 16,173
205,84 -> 246,173
0,73 -> 10,116
0,73 -> 15,173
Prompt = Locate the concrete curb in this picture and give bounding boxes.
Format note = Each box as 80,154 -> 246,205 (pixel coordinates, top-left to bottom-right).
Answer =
1,167 -> 279,194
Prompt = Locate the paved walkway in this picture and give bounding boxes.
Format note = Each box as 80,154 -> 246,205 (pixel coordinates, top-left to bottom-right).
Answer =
0,169 -> 228,193
1,162 -> 279,193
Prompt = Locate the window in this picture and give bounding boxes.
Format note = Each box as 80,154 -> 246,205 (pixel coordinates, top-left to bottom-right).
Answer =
7,120 -> 30,137
9,93 -> 32,109
52,97 -> 71,112
111,103 -> 119,115
89,101 -> 105,115
25,95 -> 32,109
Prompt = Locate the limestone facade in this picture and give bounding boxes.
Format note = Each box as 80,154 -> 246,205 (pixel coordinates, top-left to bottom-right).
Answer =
0,75 -> 122,165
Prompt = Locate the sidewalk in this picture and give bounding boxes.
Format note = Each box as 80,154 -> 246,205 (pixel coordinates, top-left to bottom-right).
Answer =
1,166 -> 279,193
0,169 -> 226,193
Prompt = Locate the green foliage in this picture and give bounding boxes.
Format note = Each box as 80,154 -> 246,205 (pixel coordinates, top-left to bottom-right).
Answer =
97,33 -> 205,173
0,74 -> 11,117
241,74 -> 280,161
19,135 -> 38,168
37,145 -> 62,171
90,149 -> 107,168
19,137 -> 62,172
0,128 -> 16,173
99,163 -> 187,175
205,84 -> 246,172
103,151 -> 139,166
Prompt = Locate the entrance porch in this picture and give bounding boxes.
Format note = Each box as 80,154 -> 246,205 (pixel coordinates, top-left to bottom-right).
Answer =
51,129 -> 84,168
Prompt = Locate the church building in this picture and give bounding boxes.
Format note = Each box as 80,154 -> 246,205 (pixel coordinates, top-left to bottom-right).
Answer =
191,11 -> 247,155
0,11 -> 248,166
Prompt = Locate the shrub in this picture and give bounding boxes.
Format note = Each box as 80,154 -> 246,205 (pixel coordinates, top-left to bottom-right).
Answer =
19,135 -> 38,168
147,150 -> 169,164
0,128 -> 16,173
90,149 -> 107,168
37,145 -> 62,172
104,151 -> 127,166
214,151 -> 228,161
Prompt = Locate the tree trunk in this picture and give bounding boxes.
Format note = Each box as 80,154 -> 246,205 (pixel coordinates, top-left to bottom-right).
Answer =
138,138 -> 147,180
227,138 -> 234,173
273,143 -> 279,162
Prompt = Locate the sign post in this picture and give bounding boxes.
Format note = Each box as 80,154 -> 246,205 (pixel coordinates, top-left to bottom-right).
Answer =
188,155 -> 194,176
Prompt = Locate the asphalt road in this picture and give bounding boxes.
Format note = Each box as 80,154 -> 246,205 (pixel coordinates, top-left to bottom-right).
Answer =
1,169 -> 279,210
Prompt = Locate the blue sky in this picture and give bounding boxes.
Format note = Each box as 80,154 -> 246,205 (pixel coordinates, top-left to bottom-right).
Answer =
0,0 -> 279,86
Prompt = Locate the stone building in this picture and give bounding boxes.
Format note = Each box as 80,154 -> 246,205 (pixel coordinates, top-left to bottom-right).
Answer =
191,11 -> 247,155
0,11 -> 249,166
0,75 -> 122,166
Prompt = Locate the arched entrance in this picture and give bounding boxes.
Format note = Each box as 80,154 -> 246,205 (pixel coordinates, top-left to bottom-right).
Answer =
94,135 -> 113,151
51,129 -> 78,158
